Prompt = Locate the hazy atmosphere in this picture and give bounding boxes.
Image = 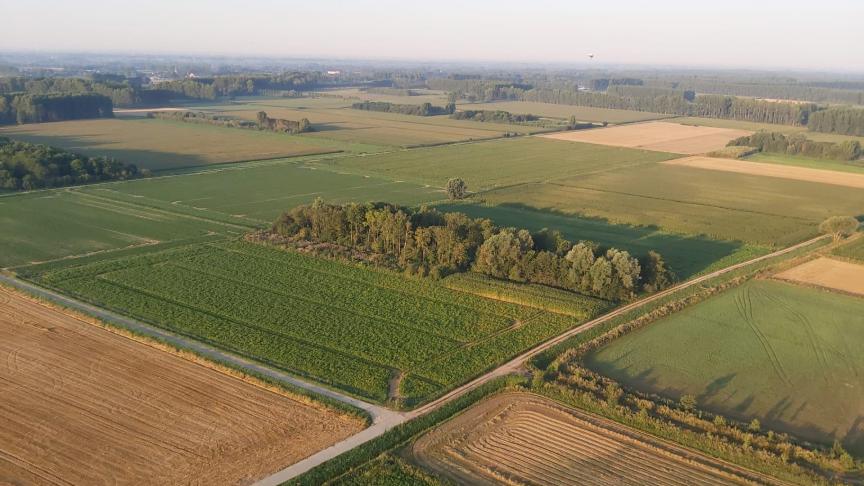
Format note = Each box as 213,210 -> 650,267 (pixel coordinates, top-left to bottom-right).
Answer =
3,1 -> 864,484
4,0 -> 863,70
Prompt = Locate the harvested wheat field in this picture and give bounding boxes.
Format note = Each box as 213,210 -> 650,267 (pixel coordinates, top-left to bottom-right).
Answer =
0,287 -> 364,486
664,156 -> 864,189
774,257 -> 864,296
412,393 -> 774,486
540,121 -> 750,154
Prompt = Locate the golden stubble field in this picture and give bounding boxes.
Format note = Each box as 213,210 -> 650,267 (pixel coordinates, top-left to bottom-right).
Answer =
774,256 -> 864,296
412,393 -> 769,486
664,156 -> 864,189
541,121 -> 751,154
0,287 -> 364,485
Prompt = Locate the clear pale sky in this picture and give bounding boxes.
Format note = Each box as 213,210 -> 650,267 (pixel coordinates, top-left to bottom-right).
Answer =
3,0 -> 862,71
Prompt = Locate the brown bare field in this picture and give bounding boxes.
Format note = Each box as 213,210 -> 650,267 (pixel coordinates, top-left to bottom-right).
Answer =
540,121 -> 751,154
774,257 -> 864,296
0,286 -> 363,486
412,393 -> 768,486
664,156 -> 864,189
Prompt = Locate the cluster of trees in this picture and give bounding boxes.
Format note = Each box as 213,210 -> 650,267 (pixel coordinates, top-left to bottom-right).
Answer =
728,132 -> 861,161
819,216 -> 860,242
426,78 -> 529,102
0,137 -> 144,190
148,110 -> 258,128
351,101 -> 456,116
255,111 -> 312,134
148,110 -> 311,134
0,93 -> 113,124
450,109 -> 538,124
363,87 -> 418,96
807,107 -> 864,136
270,201 -> 675,301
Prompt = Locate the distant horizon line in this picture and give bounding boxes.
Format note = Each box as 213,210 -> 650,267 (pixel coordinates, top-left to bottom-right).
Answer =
3,49 -> 864,77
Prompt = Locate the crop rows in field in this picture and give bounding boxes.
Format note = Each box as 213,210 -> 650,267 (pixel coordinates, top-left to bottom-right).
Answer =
34,241 -> 598,403
412,393 -> 753,486
443,272 -> 610,318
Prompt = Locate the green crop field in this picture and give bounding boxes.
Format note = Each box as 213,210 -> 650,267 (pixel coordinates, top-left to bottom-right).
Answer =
30,240 -> 606,404
0,117 -> 342,170
481,161 -> 864,246
833,235 -> 864,261
459,101 -> 670,124
586,279 -> 864,454
325,137 -> 677,190
0,157 -> 441,268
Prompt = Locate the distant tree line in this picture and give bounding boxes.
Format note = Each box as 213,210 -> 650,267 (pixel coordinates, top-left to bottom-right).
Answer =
643,77 -> 864,105
363,87 -> 419,96
148,110 -> 311,134
450,110 -> 538,124
728,132 -> 862,161
426,78 -> 864,130
0,72 -> 333,108
0,137 -> 144,191
0,93 -> 113,124
807,107 -> 864,136
588,78 -> 644,91
270,201 -> 675,301
351,101 -> 456,116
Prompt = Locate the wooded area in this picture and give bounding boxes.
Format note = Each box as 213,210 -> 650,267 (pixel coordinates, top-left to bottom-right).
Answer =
728,131 -> 862,161
271,201 -> 675,301
351,101 -> 456,116
0,137 -> 143,190
0,92 -> 113,124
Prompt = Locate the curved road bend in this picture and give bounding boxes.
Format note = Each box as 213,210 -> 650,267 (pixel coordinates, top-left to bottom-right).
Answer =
0,234 -> 827,486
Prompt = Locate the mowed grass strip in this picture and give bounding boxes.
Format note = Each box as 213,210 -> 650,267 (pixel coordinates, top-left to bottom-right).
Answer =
35,241 -> 603,403
0,117 -> 334,170
326,137 -> 677,190
586,280 -> 864,454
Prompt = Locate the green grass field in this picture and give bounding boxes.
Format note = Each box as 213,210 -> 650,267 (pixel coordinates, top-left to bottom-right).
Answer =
0,117 -> 344,170
0,157 -> 440,267
435,203 -> 766,279
586,279 -> 864,454
833,235 -> 864,261
480,161 -> 864,247
325,137 -> 677,190
31,240 -> 605,404
459,101 -> 670,124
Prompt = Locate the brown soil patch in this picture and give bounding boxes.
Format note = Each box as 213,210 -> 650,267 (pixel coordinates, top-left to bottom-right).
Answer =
0,287 -> 363,486
774,257 -> 864,296
541,121 -> 751,154
664,156 -> 864,189
412,393 -> 772,486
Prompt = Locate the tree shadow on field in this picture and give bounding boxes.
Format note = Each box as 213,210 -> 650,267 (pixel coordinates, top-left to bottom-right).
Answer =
0,130 -> 214,171
434,202 -> 747,279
